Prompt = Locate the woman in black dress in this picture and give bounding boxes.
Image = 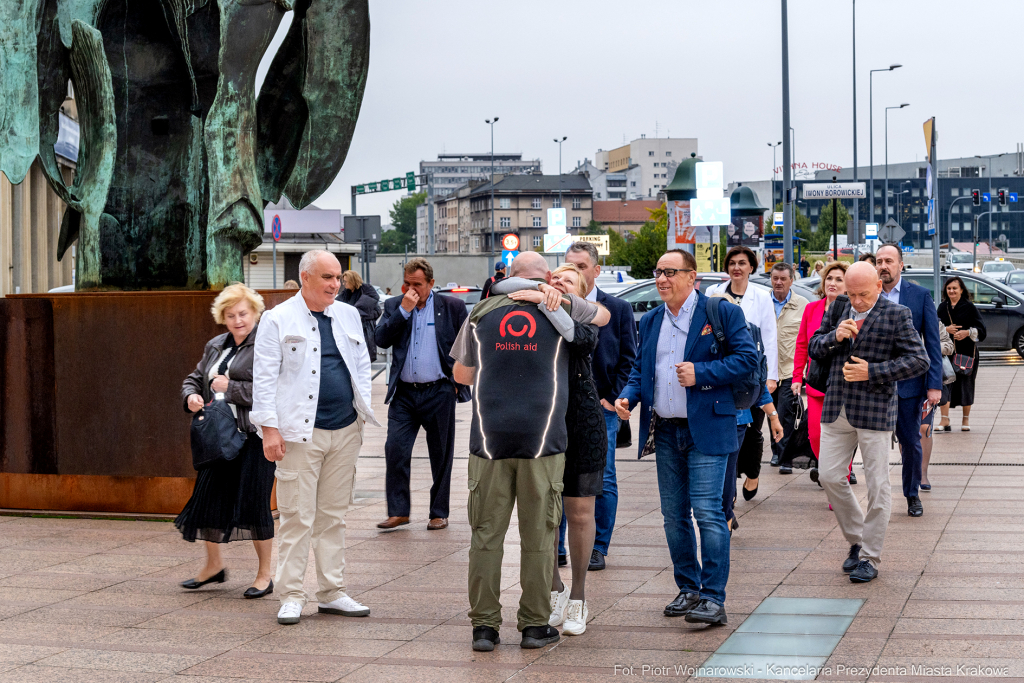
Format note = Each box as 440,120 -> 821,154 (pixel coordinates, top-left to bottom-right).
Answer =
937,276 -> 987,432
177,284 -> 276,598
337,270 -> 381,361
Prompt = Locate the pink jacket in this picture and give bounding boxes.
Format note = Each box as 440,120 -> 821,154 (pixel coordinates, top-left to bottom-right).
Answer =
793,298 -> 827,398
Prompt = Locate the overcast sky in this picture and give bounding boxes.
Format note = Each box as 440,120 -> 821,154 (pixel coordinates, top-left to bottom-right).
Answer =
257,0 -> 1024,220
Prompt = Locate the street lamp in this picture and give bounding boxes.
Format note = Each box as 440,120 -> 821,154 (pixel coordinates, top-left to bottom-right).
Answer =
870,64 -> 902,223
554,136 -> 567,214
975,153 -> 1007,246
884,103 -> 909,219
852,0 -> 859,227
768,141 -> 782,207
485,117 -> 499,258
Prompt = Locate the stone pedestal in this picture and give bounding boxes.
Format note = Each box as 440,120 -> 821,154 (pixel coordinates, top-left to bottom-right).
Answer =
0,290 -> 292,513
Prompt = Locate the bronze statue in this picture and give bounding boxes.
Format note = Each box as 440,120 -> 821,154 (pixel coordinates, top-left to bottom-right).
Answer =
0,0 -> 369,290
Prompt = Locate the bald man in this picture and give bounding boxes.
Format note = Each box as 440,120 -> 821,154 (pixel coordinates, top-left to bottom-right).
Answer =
808,262 -> 929,584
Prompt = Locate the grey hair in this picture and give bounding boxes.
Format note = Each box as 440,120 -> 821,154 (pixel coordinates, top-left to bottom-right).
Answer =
770,262 -> 795,280
567,241 -> 599,266
299,250 -> 335,276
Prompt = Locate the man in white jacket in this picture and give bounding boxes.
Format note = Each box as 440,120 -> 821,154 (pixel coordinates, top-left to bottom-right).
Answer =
251,250 -> 380,626
705,246 -> 778,499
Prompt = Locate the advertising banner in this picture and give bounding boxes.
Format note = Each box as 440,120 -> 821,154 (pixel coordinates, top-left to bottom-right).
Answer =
728,215 -> 762,248
668,200 -> 695,246
763,234 -> 785,273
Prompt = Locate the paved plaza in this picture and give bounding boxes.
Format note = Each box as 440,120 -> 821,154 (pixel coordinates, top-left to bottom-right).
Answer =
0,366 -> 1020,682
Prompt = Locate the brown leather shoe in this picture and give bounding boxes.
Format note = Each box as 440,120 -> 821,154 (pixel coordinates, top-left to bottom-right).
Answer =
376,516 -> 410,529
427,518 -> 448,530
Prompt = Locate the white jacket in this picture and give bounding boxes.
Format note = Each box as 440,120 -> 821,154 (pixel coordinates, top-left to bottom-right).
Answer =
251,292 -> 379,443
704,280 -> 779,382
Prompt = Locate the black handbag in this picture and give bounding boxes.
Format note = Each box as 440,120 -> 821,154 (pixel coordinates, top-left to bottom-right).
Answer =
190,398 -> 246,470
782,399 -> 817,469
805,357 -> 831,393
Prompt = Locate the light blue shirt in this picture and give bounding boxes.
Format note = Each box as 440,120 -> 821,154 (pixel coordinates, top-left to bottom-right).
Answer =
880,277 -> 902,306
772,289 -> 792,319
653,289 -> 697,419
399,292 -> 445,383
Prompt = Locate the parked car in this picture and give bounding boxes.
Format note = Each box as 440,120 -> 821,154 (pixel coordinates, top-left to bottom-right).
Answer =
945,251 -> 975,272
980,259 -> 1015,282
904,270 -> 1024,358
437,285 -> 483,314
1004,270 -> 1024,293
594,271 -> 636,295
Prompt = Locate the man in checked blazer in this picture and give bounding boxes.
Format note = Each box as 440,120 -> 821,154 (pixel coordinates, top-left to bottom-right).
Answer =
808,262 -> 929,584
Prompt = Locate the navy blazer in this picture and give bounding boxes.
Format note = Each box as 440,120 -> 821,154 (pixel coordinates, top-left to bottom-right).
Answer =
891,278 -> 943,399
375,293 -> 472,404
619,290 -> 759,458
593,288 -> 638,404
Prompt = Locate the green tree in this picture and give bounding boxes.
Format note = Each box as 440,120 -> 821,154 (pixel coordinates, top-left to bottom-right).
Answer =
808,201 -> 851,252
585,219 -> 605,235
379,191 -> 426,253
613,220 -> 667,278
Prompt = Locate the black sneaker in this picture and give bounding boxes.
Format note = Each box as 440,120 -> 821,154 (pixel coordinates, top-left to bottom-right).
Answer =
557,554 -> 567,567
684,599 -> 727,625
588,549 -> 605,571
779,465 -> 793,474
842,544 -> 862,573
520,624 -> 559,648
849,560 -> 878,583
472,625 -> 500,652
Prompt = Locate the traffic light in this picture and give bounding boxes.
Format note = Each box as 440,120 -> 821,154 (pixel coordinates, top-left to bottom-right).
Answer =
999,189 -> 1007,206
972,190 -> 981,206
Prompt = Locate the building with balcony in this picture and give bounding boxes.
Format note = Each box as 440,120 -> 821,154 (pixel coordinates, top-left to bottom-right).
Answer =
419,153 -> 542,198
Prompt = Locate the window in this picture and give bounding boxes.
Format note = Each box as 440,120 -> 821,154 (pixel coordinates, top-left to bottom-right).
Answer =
963,278 -> 1005,305
499,197 -> 510,209
648,151 -> 655,156
873,204 -> 881,215
912,206 -> 921,214
630,181 -> 636,187
499,217 -> 511,228
552,197 -> 561,208
572,197 -> 581,209
912,188 -> 920,197
473,236 -> 480,249
912,222 -> 921,231
665,151 -> 672,157
533,216 -> 542,228
875,188 -> 882,198
810,207 -> 819,216
951,205 -> 960,214
572,216 -> 581,228
532,198 -> 541,209
533,235 -> 541,248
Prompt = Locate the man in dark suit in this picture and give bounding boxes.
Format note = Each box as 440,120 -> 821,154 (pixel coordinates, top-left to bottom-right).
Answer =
564,242 -> 637,571
375,258 -> 471,531
616,249 -> 758,625
809,262 -> 929,584
875,244 -> 943,517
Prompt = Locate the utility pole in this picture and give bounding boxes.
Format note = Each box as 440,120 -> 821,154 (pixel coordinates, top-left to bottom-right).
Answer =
852,0 -> 859,255
486,117 -> 499,265
555,136 -> 567,214
781,0 -> 794,263
427,174 -> 435,256
869,64 -> 902,230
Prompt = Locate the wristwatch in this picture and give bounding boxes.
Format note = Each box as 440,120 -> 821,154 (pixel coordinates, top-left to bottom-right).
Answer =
767,410 -> 778,418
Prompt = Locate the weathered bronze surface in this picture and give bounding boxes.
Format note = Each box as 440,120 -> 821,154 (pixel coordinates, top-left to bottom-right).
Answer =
1,0 -> 369,290
0,290 -> 291,512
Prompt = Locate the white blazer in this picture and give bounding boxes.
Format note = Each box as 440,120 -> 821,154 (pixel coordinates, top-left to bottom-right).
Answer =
251,292 -> 380,443
705,280 -> 779,382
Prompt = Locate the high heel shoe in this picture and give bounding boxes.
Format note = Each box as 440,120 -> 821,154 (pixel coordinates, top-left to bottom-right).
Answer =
181,569 -> 226,590
937,418 -> 951,432
741,479 -> 758,501
961,418 -> 971,432
243,579 -> 274,599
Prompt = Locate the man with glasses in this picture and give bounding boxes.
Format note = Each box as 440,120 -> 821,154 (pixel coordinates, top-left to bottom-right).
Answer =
615,250 -> 758,625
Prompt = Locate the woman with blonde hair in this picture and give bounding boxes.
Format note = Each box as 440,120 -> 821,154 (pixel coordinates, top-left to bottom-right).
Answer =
177,284 -> 276,598
337,269 -> 381,361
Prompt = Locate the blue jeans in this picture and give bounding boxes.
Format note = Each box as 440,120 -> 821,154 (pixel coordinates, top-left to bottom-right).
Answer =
722,423 -> 748,523
559,408 -> 619,556
654,419 -> 730,606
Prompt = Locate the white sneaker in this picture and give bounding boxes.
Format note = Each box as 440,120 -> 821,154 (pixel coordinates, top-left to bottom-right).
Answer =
548,584 -> 570,627
277,601 -> 302,625
562,599 -> 588,635
318,594 -> 370,617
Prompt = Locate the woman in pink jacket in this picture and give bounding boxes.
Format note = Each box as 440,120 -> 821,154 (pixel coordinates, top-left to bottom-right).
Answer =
792,261 -> 848,465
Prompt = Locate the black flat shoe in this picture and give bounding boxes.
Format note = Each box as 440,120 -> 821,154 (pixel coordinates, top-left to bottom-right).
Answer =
907,495 -> 923,517
919,484 -> 932,491
779,465 -> 793,475
842,544 -> 862,573
181,569 -> 226,590
557,554 -> 567,567
849,560 -> 878,583
587,549 -> 605,571
243,580 -> 273,599
741,483 -> 758,501
663,590 -> 700,617
684,599 -> 727,625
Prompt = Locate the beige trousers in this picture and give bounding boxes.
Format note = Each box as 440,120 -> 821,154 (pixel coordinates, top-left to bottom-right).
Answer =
275,422 -> 362,605
819,407 -> 892,568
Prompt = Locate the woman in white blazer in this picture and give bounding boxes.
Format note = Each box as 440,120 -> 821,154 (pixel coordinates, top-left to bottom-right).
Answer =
705,245 -> 778,500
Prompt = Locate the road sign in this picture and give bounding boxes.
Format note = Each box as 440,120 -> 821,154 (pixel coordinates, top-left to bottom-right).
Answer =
690,198 -> 731,226
801,182 -> 867,200
878,218 -> 905,244
547,208 -> 566,235
773,212 -> 784,227
501,250 -> 519,267
695,161 -> 724,191
1011,193 -> 1019,203
543,233 -> 573,253
982,192 -> 991,203
865,222 -> 878,238
271,214 -> 282,242
343,215 -> 382,243
577,234 -> 609,255
501,233 -> 520,251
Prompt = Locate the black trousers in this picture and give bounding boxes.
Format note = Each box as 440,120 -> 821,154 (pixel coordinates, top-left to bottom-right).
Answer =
770,378 -> 797,464
384,381 -> 457,519
738,409 -> 764,480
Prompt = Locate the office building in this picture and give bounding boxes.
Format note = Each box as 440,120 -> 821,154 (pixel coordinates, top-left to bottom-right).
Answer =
594,136 -> 697,199
419,153 -> 541,198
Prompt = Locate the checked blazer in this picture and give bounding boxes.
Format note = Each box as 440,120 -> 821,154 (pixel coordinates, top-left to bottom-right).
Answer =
808,294 -> 929,432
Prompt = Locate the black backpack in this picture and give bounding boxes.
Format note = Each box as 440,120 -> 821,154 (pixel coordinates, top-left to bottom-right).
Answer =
704,297 -> 768,411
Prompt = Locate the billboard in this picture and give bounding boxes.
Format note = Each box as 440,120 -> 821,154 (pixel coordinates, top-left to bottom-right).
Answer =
264,209 -> 341,234
728,215 -> 762,248
668,200 -> 695,245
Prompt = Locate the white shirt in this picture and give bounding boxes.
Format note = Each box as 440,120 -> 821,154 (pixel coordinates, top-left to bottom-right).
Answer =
585,285 -> 598,302
251,292 -> 379,443
705,280 -> 780,381
880,277 -> 902,306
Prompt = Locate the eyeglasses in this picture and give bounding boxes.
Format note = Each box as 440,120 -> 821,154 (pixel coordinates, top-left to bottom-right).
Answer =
652,268 -> 694,279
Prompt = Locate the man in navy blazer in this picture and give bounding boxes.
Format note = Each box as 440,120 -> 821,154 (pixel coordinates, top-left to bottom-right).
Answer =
875,245 -> 942,517
565,243 -> 637,571
616,249 -> 758,625
375,258 -> 471,531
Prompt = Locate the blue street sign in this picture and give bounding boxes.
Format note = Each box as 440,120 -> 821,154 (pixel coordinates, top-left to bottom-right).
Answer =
983,192 -> 991,203
1011,193 -> 1019,203
502,250 -> 519,267
928,225 -> 936,236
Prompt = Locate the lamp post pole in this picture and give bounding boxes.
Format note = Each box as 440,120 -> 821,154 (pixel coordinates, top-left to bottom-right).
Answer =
768,141 -> 781,210
485,117 -> 499,261
869,64 -> 902,226
884,103 -> 909,220
852,0 -> 859,233
781,0 -> 794,263
555,135 -> 567,221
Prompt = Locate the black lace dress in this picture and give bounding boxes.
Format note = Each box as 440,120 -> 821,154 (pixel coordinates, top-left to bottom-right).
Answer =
563,320 -> 607,497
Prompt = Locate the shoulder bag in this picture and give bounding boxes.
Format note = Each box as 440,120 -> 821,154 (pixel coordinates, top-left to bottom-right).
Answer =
190,398 -> 246,470
943,308 -> 975,376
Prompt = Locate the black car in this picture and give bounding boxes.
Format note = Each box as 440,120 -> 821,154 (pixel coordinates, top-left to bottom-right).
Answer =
1003,270 -> 1024,294
903,270 -> 1024,358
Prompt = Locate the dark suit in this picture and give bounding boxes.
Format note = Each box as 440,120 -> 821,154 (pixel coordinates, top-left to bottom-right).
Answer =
375,293 -> 470,519
886,279 -> 943,499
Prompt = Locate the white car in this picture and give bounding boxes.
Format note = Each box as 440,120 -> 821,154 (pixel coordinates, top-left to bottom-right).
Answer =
945,252 -> 975,272
981,260 -> 1016,282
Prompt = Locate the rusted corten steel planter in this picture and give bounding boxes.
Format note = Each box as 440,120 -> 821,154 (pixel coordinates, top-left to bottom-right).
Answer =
0,290 -> 292,513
